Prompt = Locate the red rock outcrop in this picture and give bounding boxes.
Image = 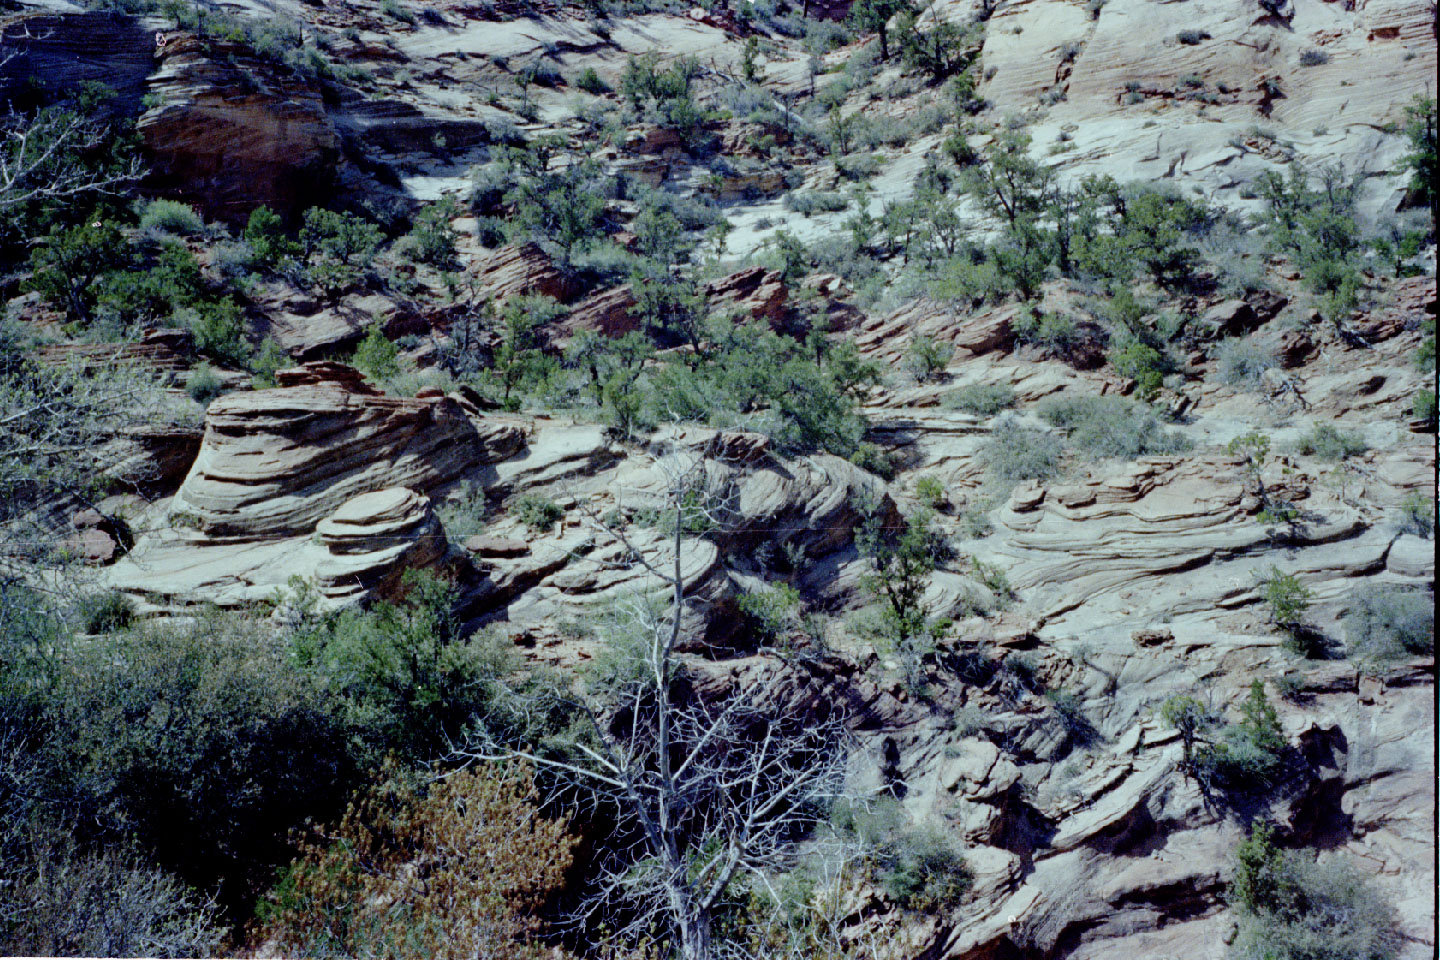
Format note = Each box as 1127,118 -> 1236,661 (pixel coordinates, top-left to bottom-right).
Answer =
477,242 -> 583,305
138,34 -> 339,225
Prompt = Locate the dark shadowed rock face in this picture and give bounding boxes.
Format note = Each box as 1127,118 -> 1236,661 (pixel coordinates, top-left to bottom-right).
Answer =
0,12 -> 155,116
137,33 -> 338,224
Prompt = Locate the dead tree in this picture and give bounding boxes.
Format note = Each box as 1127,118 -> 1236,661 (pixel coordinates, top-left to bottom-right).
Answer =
462,442 -> 850,960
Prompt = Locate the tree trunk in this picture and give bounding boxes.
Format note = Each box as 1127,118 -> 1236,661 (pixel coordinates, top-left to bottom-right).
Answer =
679,910 -> 713,960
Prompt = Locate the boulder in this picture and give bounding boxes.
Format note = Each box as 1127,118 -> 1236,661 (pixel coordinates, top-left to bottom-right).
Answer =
1198,299 -> 1259,338
705,267 -> 788,325
65,509 -> 126,565
314,487 -> 448,601
478,243 -> 583,305
464,535 -> 531,558
1275,329 -> 1316,368
551,284 -> 641,344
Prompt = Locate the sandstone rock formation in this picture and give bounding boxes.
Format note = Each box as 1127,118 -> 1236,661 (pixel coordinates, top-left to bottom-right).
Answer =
314,486 -> 449,601
139,33 -> 339,224
170,361 -> 521,538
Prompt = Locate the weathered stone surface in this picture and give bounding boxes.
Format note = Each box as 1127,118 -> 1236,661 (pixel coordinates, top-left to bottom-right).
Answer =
704,266 -> 788,325
1198,299 -> 1259,338
550,284 -> 641,344
463,535 -> 530,558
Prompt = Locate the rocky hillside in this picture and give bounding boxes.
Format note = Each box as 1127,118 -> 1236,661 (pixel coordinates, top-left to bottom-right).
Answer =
0,0 -> 1434,955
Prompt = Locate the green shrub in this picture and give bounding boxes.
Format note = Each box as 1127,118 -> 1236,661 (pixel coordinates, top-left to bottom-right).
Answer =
983,415 -> 1064,484
138,199 -> 205,236
1411,388 -> 1436,426
437,481 -> 487,544
1398,491 -> 1435,537
942,382 -> 1016,416
511,494 -> 563,533
903,335 -> 954,382
249,337 -> 290,388
876,827 -> 971,911
1036,394 -> 1191,460
1228,824 -> 1402,960
1293,424 -> 1366,460
1012,311 -> 1079,355
243,206 -> 297,269
1215,337 -> 1276,388
301,208 -> 383,296
783,191 -> 851,215
1344,584 -> 1434,659
1046,688 -> 1094,742
185,362 -> 225,404
1298,48 -> 1329,67
189,298 -> 250,366
25,613 -> 355,916
736,583 -> 801,642
75,590 -> 136,634
914,475 -> 947,510
351,323 -> 400,382
1258,566 -> 1311,633
575,67 -> 611,95
401,199 -> 458,267
1197,679 -> 1287,786
1176,29 -> 1206,44
1108,340 -> 1166,399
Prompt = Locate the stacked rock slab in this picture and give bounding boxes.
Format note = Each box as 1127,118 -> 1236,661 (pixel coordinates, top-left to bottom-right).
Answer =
170,361 -> 520,538
107,362 -> 523,610
314,487 -> 447,601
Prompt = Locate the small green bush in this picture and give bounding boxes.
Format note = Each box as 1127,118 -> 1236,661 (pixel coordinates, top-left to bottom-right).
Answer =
190,298 -> 250,366
1036,394 -> 1191,460
736,583 -> 801,642
1344,584 -> 1434,659
248,337 -> 290,388
983,415 -> 1064,484
876,827 -> 971,911
1298,49 -> 1330,67
914,475 -> 947,510
783,191 -> 851,216
1293,424 -> 1366,461
138,199 -> 205,236
76,590 -> 136,634
575,67 -> 611,95
1398,491 -> 1434,537
1198,679 -> 1287,786
1229,823 -> 1402,960
1108,341 -> 1166,399
401,200 -> 459,267
244,206 -> 297,269
185,362 -> 225,404
1176,29 -> 1206,45
1411,388 -> 1437,426
1258,566 -> 1311,631
1215,338 -> 1276,389
903,335 -> 954,382
942,382 -> 1015,416
511,494 -> 563,533
351,323 -> 400,382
